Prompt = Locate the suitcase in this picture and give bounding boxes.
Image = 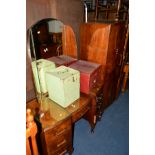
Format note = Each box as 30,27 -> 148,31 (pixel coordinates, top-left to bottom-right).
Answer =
45,66 -> 80,107
31,59 -> 56,93
69,60 -> 102,94
47,55 -> 77,67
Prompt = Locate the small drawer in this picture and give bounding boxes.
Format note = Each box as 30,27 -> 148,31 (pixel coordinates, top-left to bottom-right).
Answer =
90,72 -> 98,87
44,118 -> 71,137
50,145 -> 69,155
46,131 -> 72,153
72,104 -> 90,122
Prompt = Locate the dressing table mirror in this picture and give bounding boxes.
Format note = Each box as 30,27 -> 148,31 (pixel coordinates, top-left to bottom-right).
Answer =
27,17 -> 79,111
27,18 -> 63,110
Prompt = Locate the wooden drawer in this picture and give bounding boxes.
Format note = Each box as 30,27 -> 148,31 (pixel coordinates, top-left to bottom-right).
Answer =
42,118 -> 73,155
46,130 -> 72,153
51,145 -> 69,155
44,118 -> 71,137
72,104 -> 90,122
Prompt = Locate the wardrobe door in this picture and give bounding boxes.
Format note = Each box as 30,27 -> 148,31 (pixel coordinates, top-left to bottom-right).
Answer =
80,23 -> 110,63
80,23 -> 111,81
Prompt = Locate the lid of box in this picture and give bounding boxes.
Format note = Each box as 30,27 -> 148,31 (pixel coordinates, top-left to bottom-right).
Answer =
32,59 -> 55,69
46,66 -> 79,80
69,60 -> 101,74
59,55 -> 77,61
47,55 -> 77,65
47,56 -> 64,65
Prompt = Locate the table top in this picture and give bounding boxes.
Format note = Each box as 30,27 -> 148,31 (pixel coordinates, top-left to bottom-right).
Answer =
26,93 -> 91,129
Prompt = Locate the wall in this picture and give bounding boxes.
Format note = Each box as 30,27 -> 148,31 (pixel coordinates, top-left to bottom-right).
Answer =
26,0 -> 51,29
26,0 -> 84,101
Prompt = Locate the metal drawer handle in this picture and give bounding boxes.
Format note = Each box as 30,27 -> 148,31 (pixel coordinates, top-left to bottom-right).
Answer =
57,139 -> 66,147
56,128 -> 66,136
58,149 -> 67,155
93,79 -> 96,83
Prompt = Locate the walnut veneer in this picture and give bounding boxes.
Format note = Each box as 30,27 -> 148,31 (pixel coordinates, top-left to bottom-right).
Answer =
26,98 -> 73,155
80,21 -> 127,107
26,93 -> 92,155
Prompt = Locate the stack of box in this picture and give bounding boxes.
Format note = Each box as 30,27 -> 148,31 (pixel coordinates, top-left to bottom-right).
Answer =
31,59 -> 56,93
69,60 -> 102,94
45,66 -> 80,108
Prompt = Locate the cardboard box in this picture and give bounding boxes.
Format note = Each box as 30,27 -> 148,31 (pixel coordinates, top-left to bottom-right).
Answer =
46,66 -> 80,107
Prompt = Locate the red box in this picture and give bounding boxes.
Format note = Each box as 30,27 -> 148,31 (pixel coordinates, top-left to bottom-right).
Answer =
47,55 -> 77,67
69,60 -> 102,94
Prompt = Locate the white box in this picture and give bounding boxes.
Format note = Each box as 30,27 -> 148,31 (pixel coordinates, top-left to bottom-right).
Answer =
32,59 -> 56,93
45,66 -> 80,107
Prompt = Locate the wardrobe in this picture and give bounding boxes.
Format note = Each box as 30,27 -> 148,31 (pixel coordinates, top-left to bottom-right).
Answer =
80,21 -> 128,108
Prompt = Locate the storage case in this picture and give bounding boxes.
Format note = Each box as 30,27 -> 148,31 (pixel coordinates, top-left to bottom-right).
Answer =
47,55 -> 77,67
69,60 -> 102,94
31,59 -> 56,93
45,66 -> 80,107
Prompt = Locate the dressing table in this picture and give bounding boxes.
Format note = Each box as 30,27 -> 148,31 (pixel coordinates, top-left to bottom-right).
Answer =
26,93 -> 91,155
26,18 -> 102,154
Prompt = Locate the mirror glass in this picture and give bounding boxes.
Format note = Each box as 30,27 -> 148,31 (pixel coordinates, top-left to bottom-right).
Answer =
29,18 -> 64,60
27,18 -> 64,111
27,17 -> 78,115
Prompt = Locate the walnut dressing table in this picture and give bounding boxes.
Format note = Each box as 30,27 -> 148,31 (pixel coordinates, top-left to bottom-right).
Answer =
26,93 -> 91,155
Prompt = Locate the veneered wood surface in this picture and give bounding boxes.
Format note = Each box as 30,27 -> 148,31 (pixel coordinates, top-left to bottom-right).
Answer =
80,22 -> 127,105
62,25 -> 78,58
26,93 -> 91,155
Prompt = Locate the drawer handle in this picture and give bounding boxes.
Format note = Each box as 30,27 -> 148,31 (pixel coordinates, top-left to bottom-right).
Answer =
57,139 -> 66,147
56,128 -> 66,136
58,149 -> 67,155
